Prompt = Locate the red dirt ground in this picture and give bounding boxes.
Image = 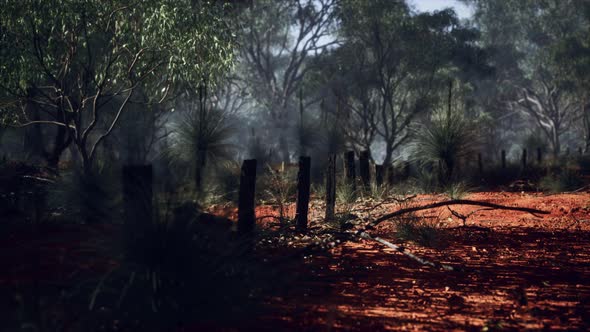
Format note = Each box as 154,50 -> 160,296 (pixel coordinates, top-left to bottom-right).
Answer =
1,192 -> 589,331
214,192 -> 590,331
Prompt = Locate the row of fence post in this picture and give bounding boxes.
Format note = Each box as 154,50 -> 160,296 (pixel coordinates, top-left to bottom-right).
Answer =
119,146 -> 587,236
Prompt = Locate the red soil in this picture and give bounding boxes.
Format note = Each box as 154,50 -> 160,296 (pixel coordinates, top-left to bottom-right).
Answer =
231,192 -> 590,331
1,192 -> 589,331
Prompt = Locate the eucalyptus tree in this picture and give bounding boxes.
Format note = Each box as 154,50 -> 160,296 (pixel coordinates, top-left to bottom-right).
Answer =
0,0 -> 235,174
239,0 -> 338,163
464,0 -> 589,157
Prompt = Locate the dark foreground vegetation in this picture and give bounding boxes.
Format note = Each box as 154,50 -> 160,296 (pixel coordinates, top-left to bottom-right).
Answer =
1,0 -> 590,331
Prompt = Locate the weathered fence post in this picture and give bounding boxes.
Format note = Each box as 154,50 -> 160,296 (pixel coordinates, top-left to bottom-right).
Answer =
522,148 -> 527,169
344,151 -> 356,192
238,159 -> 257,235
295,156 -> 311,232
387,165 -> 395,187
404,161 -> 411,179
325,155 -> 336,221
477,152 -> 483,174
375,164 -> 384,188
537,147 -> 542,164
501,150 -> 506,169
122,165 -> 153,240
359,150 -> 371,189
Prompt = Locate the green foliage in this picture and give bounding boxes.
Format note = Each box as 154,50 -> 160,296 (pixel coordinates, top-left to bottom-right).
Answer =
0,0 -> 235,96
0,0 -> 236,171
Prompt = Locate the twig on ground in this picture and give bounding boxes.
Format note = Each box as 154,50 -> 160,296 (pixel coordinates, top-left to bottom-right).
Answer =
359,231 -> 456,271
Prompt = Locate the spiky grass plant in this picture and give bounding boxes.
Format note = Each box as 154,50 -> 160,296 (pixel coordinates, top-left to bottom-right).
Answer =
412,109 -> 477,187
166,106 -> 236,196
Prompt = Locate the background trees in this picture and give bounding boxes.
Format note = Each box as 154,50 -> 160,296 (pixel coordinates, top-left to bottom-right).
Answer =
463,0 -> 590,157
239,0 -> 338,163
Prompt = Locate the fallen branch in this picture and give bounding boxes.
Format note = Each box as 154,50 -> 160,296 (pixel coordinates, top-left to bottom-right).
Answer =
359,231 -> 456,271
369,199 -> 550,227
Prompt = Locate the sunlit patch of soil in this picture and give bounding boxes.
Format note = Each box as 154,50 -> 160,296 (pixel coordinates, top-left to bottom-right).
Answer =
247,191 -> 590,331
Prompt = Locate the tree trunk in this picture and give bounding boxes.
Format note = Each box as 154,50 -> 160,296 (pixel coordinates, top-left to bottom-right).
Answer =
195,148 -> 206,194
325,155 -> 336,221
375,164 -> 384,188
238,159 -> 257,235
295,156 -> 311,232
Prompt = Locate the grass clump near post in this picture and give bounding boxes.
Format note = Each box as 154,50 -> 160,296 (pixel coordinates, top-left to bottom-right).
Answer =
262,164 -> 296,228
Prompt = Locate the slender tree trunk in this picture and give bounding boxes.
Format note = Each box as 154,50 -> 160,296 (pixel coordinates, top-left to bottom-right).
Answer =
344,151 -> 356,193
195,148 -> 206,194
279,134 -> 290,164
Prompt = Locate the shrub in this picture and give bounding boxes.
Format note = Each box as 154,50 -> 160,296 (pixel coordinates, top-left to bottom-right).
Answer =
259,165 -> 297,226
539,168 -> 584,193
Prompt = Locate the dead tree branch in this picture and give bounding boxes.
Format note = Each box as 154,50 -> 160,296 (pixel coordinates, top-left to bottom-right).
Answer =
368,199 -> 549,228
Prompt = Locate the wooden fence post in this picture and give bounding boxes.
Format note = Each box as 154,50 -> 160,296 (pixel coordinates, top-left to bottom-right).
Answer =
537,147 -> 542,164
522,148 -> 527,169
404,161 -> 411,179
325,155 -> 336,221
122,164 -> 153,239
359,150 -> 371,189
501,150 -> 506,169
375,164 -> 384,188
295,156 -> 311,232
477,152 -> 483,174
387,165 -> 395,187
238,159 -> 257,235
344,151 -> 356,192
